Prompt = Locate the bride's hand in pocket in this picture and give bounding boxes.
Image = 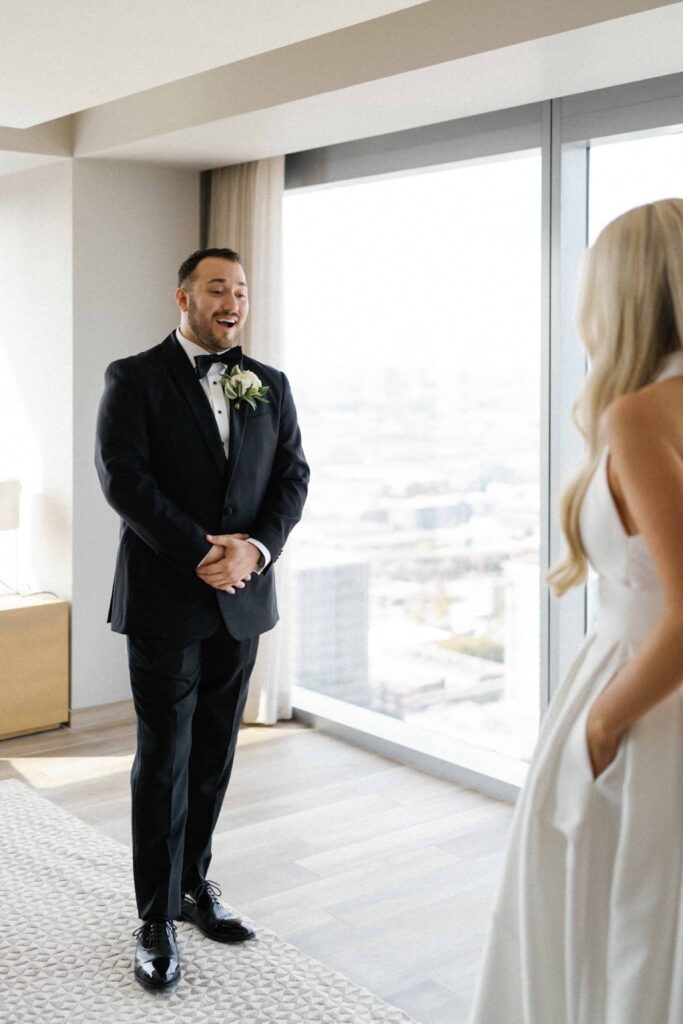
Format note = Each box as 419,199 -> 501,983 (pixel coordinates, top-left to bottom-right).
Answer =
586,705 -> 622,779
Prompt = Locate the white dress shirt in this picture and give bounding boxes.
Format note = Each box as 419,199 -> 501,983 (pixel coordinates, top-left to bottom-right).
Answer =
175,328 -> 270,572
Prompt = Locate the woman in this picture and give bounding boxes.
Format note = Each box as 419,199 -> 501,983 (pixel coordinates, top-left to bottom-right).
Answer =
469,198 -> 683,1024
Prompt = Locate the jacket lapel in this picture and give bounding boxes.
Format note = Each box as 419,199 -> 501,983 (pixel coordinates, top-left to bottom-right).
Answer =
224,398 -> 248,497
161,333 -> 227,478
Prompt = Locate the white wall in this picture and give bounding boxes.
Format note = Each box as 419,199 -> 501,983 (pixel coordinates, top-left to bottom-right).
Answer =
0,160 -> 73,599
71,159 -> 199,708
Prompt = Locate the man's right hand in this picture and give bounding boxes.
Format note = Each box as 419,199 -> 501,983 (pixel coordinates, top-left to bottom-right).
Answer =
196,533 -> 252,594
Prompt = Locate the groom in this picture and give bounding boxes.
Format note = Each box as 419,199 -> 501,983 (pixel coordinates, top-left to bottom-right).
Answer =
95,247 -> 309,989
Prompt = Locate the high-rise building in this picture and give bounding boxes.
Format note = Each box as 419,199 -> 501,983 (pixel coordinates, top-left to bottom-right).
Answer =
295,555 -> 370,706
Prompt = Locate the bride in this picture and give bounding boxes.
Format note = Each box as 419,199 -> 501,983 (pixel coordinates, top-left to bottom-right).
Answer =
469,197 -> 683,1024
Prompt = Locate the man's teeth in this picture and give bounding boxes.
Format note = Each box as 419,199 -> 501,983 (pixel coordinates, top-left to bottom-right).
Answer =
217,318 -> 237,326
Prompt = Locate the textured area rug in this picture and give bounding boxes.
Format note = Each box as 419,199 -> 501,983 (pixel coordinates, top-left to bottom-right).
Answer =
0,779 -> 415,1023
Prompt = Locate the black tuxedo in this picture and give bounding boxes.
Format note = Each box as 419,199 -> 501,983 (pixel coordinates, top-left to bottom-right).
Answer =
96,332 -> 309,642
95,331 -> 309,919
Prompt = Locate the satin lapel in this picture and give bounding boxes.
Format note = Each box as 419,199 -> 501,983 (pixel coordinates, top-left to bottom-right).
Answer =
161,334 -> 227,478
225,398 -> 248,497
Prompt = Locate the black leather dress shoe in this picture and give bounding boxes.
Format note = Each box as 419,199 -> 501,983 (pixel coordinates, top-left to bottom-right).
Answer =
133,918 -> 181,989
181,880 -> 256,943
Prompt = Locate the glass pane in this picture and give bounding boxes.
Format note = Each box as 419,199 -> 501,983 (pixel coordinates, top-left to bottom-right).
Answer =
589,131 -> 683,242
284,152 -> 542,762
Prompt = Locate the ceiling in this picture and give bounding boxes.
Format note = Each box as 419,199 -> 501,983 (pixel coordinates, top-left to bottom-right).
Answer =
1,0 -> 682,175
0,0 -> 426,128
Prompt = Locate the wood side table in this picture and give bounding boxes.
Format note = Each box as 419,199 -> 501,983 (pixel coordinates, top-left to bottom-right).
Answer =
0,593 -> 70,741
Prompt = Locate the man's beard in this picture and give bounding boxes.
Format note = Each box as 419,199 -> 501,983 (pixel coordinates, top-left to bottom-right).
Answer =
187,298 -> 231,352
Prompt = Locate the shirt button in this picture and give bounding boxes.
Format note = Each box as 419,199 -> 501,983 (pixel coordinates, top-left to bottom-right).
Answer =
217,410 -> 222,414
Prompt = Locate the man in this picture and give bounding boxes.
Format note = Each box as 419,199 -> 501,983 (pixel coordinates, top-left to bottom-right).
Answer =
95,247 -> 309,989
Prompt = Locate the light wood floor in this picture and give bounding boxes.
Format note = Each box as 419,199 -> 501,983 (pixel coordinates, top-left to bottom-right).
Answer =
0,703 -> 513,1024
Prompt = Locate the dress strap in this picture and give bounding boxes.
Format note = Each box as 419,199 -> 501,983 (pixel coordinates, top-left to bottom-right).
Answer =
654,349 -> 683,383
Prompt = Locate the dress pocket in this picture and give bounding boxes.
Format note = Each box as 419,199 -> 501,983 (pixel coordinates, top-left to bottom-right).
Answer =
589,730 -> 628,802
587,734 -> 621,781
550,706 -> 596,834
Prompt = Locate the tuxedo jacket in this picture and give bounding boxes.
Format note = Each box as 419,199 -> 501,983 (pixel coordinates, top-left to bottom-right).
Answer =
95,332 -> 309,642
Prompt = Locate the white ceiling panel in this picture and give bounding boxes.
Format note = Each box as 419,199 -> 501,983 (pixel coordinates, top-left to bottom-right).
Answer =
72,3 -> 683,169
0,0 -> 428,129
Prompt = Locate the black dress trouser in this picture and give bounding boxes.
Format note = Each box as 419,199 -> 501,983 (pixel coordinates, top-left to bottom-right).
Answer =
127,625 -> 258,920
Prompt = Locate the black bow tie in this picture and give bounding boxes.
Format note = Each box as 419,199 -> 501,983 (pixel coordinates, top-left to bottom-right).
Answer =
194,347 -> 242,380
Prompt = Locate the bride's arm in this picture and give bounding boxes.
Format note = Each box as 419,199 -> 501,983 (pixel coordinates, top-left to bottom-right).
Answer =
587,388 -> 683,776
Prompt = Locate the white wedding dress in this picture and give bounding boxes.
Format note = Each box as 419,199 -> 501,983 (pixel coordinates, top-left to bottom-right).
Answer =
469,349 -> 683,1024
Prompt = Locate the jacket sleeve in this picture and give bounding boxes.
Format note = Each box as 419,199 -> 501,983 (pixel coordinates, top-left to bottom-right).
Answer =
249,371 -> 310,569
95,360 -> 212,572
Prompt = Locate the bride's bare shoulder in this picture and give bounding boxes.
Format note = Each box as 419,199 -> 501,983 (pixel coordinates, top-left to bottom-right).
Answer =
601,376 -> 683,440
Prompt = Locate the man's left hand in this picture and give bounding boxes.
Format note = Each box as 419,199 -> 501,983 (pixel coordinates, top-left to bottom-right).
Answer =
195,533 -> 261,592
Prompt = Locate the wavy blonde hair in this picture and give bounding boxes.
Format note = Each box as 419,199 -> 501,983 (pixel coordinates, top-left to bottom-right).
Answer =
546,198 -> 683,597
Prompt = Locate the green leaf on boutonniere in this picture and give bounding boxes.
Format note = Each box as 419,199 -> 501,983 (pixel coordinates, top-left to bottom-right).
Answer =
219,365 -> 270,410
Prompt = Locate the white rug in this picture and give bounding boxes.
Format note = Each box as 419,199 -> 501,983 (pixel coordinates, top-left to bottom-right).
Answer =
0,779 -> 416,1023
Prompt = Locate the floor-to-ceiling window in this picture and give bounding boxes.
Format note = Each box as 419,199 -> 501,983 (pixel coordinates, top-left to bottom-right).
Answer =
284,150 -> 542,763
280,73 -> 683,790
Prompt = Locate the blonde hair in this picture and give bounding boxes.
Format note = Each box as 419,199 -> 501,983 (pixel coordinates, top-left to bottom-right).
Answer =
547,198 -> 683,597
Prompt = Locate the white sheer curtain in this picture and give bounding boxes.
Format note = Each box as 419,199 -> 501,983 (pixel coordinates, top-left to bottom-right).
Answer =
206,156 -> 294,724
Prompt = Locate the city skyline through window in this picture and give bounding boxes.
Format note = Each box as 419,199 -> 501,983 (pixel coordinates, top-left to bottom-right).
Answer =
284,152 -> 543,762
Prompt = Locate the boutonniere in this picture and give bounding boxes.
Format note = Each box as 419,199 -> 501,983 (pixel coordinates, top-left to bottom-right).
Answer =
220,366 -> 270,411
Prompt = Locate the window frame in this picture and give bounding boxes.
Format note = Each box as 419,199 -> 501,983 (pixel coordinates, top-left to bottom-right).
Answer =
283,71 -> 683,799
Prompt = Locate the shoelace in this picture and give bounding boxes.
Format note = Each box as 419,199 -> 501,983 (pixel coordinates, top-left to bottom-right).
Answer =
132,919 -> 178,945
190,879 -> 222,906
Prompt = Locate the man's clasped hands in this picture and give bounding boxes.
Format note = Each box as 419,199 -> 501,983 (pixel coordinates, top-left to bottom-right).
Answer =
195,533 -> 261,594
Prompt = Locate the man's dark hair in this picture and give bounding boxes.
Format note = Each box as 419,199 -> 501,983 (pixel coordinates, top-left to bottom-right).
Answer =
177,247 -> 242,289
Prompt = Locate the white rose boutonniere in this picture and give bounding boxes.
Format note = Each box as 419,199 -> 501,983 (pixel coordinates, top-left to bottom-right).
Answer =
220,366 -> 270,411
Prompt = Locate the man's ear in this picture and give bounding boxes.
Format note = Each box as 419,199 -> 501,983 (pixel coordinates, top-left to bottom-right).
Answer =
175,286 -> 189,312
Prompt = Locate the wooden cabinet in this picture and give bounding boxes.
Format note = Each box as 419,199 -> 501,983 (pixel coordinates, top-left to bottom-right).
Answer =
0,594 -> 70,740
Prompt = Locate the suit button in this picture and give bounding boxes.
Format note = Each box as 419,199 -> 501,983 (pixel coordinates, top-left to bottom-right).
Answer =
225,505 -> 234,514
